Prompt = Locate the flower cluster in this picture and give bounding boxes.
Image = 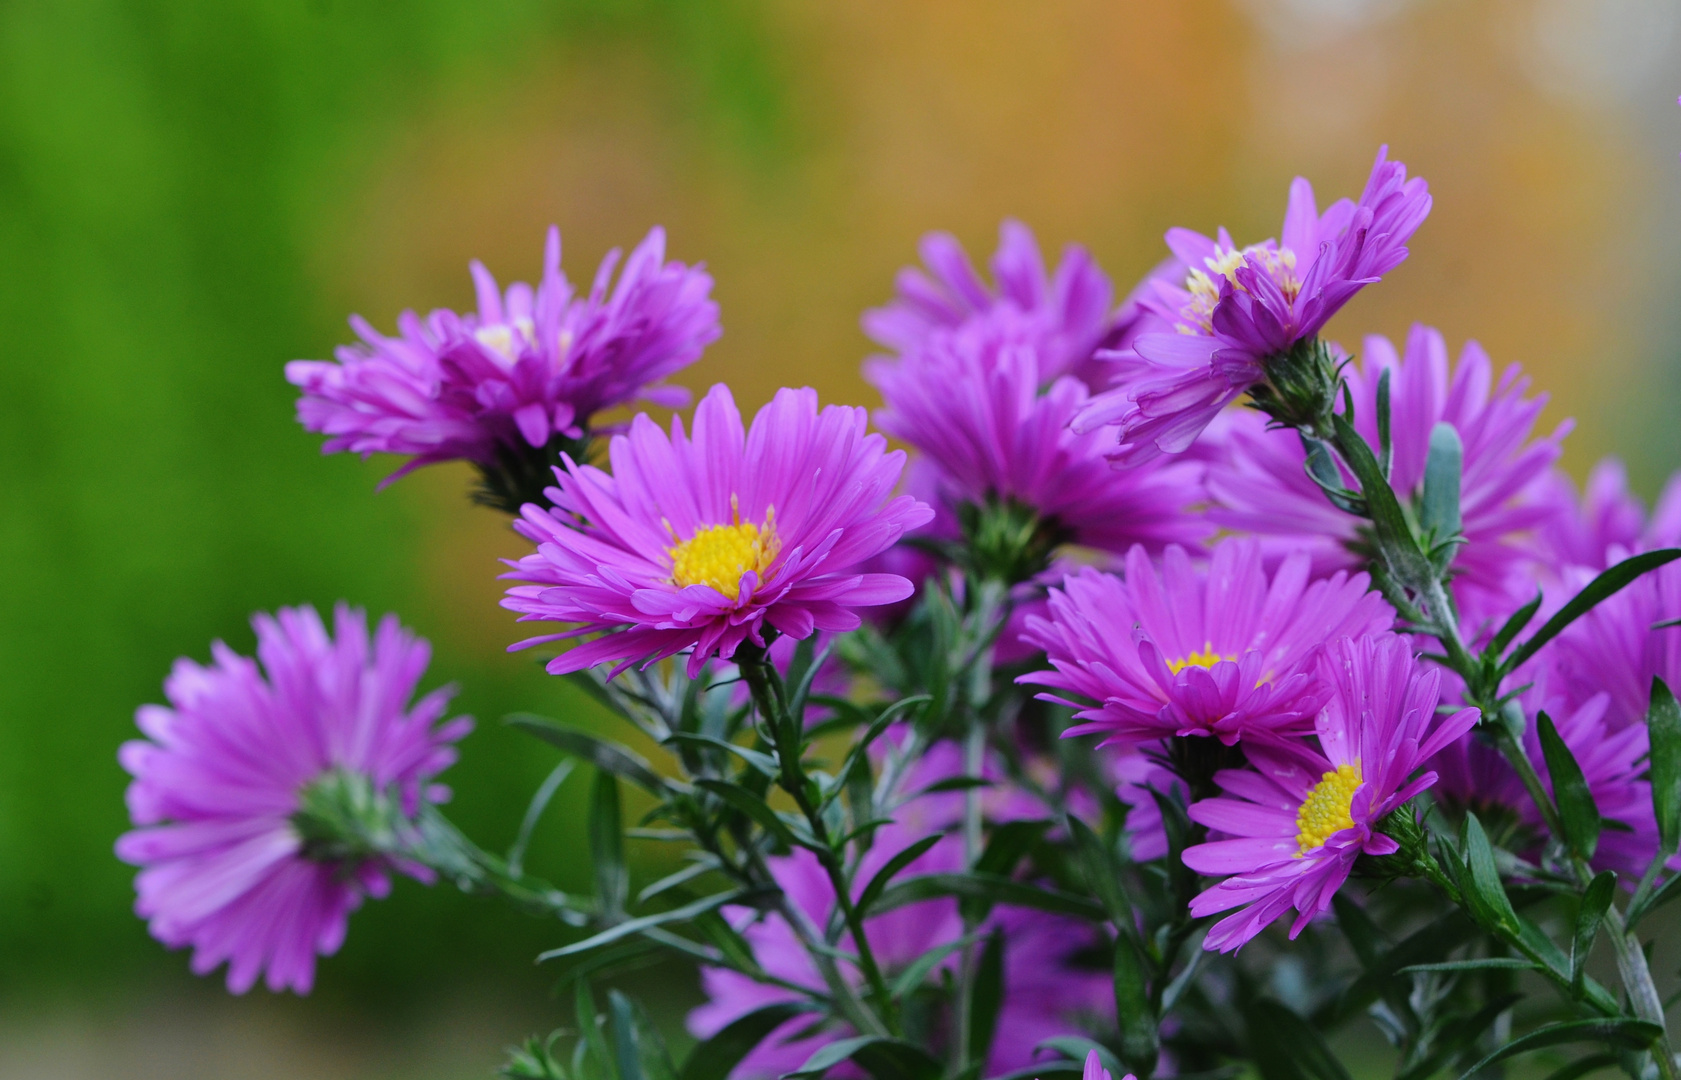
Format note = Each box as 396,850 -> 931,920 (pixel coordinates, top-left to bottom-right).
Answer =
121,141 -> 1681,1080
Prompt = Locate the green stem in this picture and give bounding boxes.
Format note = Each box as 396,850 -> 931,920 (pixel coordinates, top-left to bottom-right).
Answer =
738,648 -> 898,1037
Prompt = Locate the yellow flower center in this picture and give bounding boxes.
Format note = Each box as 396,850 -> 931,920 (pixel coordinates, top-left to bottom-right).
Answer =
1176,244 -> 1302,335
1295,763 -> 1362,853
668,501 -> 779,598
474,316 -> 536,361
1167,646 -> 1232,674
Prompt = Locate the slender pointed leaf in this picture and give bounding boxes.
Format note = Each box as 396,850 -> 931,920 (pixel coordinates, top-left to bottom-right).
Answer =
1452,1019 -> 1663,1080
788,1037 -> 941,1080
591,771 -> 628,919
1070,815 -> 1134,926
872,873 -> 1104,921
1396,958 -> 1539,975
1420,422 -> 1463,545
1538,711 -> 1601,860
608,990 -> 646,1080
1246,999 -> 1351,1080
694,778 -> 800,850
1461,814 -> 1521,936
889,934 -> 981,1000
967,929 -> 1006,1067
1375,366 -> 1393,479
1571,871 -> 1616,993
1650,677 -> 1681,854
1489,592 -> 1544,657
663,732 -> 778,778
1332,414 -> 1433,584
540,891 -> 755,961
509,714 -> 669,795
1501,550 -> 1681,674
855,834 -> 943,918
1114,936 -> 1159,1073
678,1002 -> 812,1080
509,760 -> 575,877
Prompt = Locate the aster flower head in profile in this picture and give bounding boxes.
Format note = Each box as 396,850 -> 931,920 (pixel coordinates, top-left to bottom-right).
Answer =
503,384 -> 934,677
863,219 -> 1118,386
867,315 -> 1210,582
1207,324 -> 1570,624
115,605 -> 470,994
1079,146 -> 1431,464
286,225 -> 720,510
1183,634 -> 1477,953
1019,539 -> 1394,747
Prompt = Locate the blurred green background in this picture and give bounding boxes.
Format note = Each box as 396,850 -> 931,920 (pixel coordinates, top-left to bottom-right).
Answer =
1,0 -> 1678,1076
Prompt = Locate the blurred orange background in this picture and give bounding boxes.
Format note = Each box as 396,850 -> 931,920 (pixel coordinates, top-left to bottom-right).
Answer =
2,1 -> 1678,1076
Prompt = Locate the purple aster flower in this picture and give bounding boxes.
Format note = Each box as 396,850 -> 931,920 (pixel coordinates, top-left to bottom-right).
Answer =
863,219 -> 1118,386
1534,458 -> 1681,573
1204,324 -> 1570,626
286,225 -> 719,493
1020,539 -> 1394,747
1183,634 -> 1477,952
1077,147 -> 1431,463
115,605 -> 470,994
502,385 -> 934,677
687,745 -> 1109,1078
867,317 -> 1210,561
1545,556 -> 1681,736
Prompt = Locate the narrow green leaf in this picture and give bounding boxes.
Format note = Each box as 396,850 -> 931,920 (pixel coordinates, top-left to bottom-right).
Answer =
1420,422 -> 1463,546
1331,894 -> 1386,969
1452,1019 -> 1663,1080
855,834 -> 943,917
1461,813 -> 1521,936
662,733 -> 779,778
540,891 -> 754,961
967,929 -> 1006,1067
508,760 -> 576,877
1626,869 -> 1681,930
1246,999 -> 1352,1080
1396,958 -> 1539,975
1502,550 -> 1681,674
678,1002 -> 811,1080
1069,815 -> 1134,925
872,873 -> 1105,921
1332,414 -> 1434,584
1113,936 -> 1159,1073
787,1037 -> 942,1080
576,980 -> 615,1080
691,909 -> 761,975
508,714 -> 669,795
1538,711 -> 1601,861
694,778 -> 800,850
591,771 -> 628,920
1571,871 -> 1616,993
889,934 -> 980,1000
637,857 -> 722,906
916,777 -> 993,795
1489,592 -> 1544,657
1301,434 -> 1366,515
1537,1053 -> 1619,1080
1393,994 -> 1520,1080
974,819 -> 1054,878
1375,366 -> 1393,478
608,990 -> 646,1080
1650,676 -> 1681,854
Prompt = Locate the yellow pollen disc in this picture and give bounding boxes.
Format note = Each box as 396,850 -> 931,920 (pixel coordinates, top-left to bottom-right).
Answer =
1295,763 -> 1362,853
1167,646 -> 1231,674
669,504 -> 779,598
1176,243 -> 1303,333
